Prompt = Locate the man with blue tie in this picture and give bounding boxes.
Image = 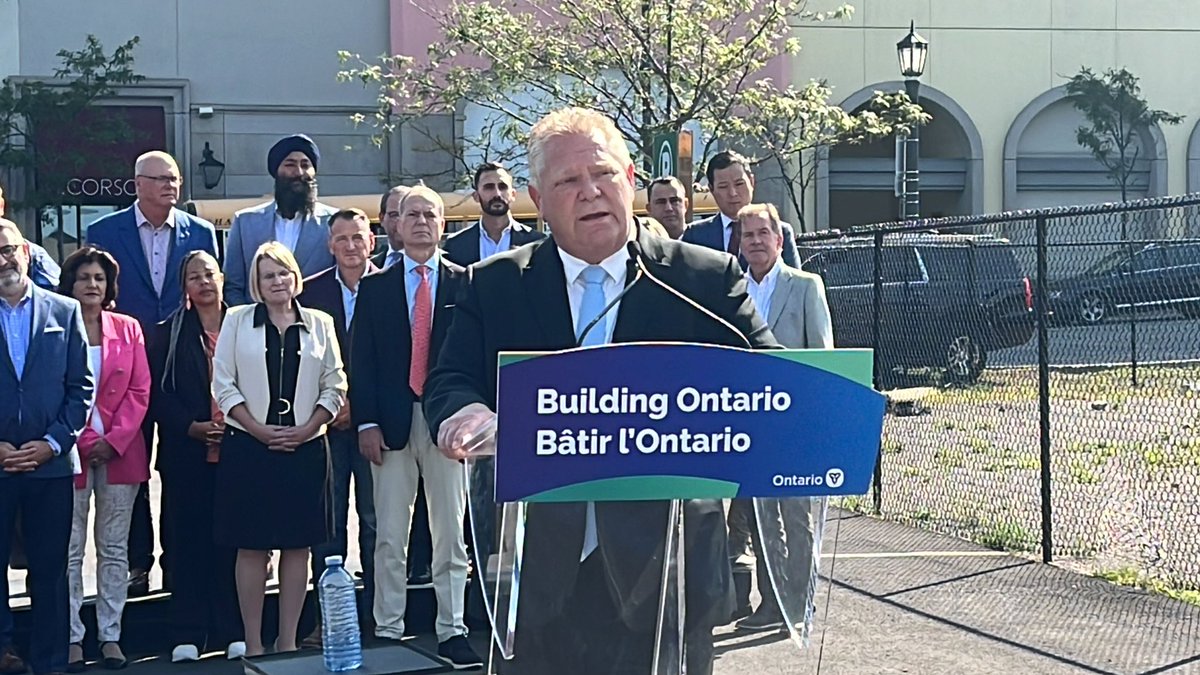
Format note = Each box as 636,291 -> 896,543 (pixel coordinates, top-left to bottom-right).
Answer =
0,218 -> 93,675
371,185 -> 409,270
86,150 -> 219,597
351,187 -> 481,670
223,135 -> 336,305
681,150 -> 800,269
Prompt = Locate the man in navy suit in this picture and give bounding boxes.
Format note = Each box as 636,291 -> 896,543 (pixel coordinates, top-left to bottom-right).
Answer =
86,150 -> 219,596
222,134 -> 336,305
0,218 -> 93,675
441,162 -> 544,266
297,208 -> 378,641
0,185 -> 58,291
682,150 -> 799,269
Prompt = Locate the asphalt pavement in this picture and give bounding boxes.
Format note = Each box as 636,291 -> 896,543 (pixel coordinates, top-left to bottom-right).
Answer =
992,311 -> 1200,367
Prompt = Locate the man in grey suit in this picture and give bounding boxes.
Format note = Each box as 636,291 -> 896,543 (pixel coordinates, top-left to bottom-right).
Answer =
222,134 -> 336,305
0,218 -> 93,675
729,203 -> 832,632
682,150 -> 799,269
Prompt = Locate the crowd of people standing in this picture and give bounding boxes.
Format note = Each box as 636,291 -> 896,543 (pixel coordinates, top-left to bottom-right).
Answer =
0,110 -> 832,675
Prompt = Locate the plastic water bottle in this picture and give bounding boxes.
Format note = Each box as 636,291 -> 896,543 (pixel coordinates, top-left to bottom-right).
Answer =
319,555 -> 363,671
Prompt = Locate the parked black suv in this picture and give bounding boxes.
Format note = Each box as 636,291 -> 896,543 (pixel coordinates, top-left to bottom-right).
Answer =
1048,243 -> 1200,325
798,233 -> 1035,384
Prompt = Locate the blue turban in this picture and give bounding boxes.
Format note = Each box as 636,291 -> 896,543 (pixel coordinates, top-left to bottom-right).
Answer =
267,134 -> 320,177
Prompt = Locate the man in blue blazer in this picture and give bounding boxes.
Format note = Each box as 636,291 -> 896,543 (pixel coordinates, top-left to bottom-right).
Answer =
85,152 -> 219,327
682,150 -> 800,269
85,151 -> 218,594
222,135 -> 336,305
0,218 -> 94,675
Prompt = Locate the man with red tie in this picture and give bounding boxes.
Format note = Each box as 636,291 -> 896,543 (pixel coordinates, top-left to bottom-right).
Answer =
349,186 -> 482,670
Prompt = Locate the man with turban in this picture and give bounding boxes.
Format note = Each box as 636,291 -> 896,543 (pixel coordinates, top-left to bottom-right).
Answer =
222,134 -> 337,305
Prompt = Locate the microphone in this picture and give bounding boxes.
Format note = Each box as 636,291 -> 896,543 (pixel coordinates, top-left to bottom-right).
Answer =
626,240 -> 753,349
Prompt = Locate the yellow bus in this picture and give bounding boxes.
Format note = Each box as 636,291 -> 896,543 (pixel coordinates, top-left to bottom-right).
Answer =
184,188 -> 719,233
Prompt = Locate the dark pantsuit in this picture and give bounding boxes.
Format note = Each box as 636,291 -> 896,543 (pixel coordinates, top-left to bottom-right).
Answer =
127,421 -> 158,574
311,429 -> 377,617
163,460 -> 240,648
0,476 -> 74,675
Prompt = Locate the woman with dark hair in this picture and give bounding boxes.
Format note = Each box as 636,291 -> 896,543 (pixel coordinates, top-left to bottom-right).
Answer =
58,246 -> 150,672
146,250 -> 244,663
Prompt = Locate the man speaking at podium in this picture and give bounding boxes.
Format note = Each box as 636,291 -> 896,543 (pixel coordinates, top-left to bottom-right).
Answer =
424,107 -> 779,675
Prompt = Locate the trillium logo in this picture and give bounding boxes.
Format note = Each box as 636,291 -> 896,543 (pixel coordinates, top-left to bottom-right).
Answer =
824,468 -> 845,488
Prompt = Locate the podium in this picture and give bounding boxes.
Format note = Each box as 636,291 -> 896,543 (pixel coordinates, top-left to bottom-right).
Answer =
465,344 -> 885,674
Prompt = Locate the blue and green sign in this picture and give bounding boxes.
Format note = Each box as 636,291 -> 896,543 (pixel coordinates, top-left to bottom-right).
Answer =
494,344 -> 885,502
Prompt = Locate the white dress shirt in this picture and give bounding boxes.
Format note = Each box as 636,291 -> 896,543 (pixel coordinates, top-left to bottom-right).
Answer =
274,213 -> 303,253
557,238 -> 631,561
747,259 -> 783,321
478,220 -> 513,261
133,202 -> 175,296
558,245 -> 629,345
336,269 -> 360,331
720,213 -> 738,252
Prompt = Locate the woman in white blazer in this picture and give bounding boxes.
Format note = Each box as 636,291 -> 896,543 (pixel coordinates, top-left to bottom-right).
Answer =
211,241 -> 346,657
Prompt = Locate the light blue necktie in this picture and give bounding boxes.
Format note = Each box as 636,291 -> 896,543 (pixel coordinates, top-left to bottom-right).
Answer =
576,265 -> 609,346
575,264 -> 608,559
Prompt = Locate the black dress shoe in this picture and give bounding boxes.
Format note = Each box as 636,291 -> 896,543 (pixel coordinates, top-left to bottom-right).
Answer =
100,642 -> 127,670
407,567 -> 433,589
127,569 -> 150,598
0,647 -> 26,675
66,643 -> 85,673
736,608 -> 785,633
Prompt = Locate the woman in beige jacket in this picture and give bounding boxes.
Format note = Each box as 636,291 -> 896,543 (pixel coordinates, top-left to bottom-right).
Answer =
211,241 -> 346,657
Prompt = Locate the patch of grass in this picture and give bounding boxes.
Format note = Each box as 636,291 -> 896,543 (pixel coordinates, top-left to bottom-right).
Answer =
932,364 -> 1200,406
900,465 -> 923,478
1094,567 -> 1200,607
935,447 -> 966,469
975,521 -> 1038,552
939,420 -> 960,431
975,421 -> 996,432
835,495 -> 868,513
967,436 -> 992,453
1069,459 -> 1101,485
1142,439 -> 1200,469
882,439 -> 904,455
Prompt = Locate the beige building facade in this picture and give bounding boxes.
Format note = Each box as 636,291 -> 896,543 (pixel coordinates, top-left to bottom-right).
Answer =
791,0 -> 1200,229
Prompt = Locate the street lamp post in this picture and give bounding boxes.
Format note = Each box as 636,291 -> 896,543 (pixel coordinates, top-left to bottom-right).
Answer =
896,21 -> 928,220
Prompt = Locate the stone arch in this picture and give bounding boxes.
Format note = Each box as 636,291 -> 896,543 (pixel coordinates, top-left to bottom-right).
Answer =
816,81 -> 984,229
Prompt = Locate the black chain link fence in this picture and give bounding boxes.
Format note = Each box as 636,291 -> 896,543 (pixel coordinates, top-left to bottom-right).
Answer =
803,194 -> 1200,600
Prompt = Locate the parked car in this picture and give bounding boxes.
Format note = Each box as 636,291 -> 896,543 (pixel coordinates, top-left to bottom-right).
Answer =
798,233 -> 1035,384
1048,243 -> 1200,325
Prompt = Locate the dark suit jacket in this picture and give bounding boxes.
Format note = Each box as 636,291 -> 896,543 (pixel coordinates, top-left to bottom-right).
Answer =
441,220 -> 545,267
0,285 -> 93,479
422,224 -> 779,632
681,213 -> 799,269
147,306 -> 225,475
85,206 -> 219,327
298,264 -> 378,371
350,256 -> 464,450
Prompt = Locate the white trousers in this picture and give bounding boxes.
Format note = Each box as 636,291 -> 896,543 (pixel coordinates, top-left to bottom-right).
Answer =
67,464 -> 138,644
371,403 -> 468,642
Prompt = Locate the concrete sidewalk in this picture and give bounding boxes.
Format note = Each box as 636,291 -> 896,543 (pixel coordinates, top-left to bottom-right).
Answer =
28,508 -> 1200,674
714,509 -> 1200,674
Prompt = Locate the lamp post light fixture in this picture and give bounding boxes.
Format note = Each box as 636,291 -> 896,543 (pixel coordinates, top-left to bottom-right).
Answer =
198,141 -> 225,190
896,21 -> 928,220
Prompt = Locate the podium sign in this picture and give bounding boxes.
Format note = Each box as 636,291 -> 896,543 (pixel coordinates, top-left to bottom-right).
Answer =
494,344 -> 884,503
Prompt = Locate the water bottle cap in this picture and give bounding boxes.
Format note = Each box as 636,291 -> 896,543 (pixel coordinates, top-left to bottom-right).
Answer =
324,555 -> 344,567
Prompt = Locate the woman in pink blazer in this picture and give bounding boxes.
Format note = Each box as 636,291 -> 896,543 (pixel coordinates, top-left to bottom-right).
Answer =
58,246 -> 151,672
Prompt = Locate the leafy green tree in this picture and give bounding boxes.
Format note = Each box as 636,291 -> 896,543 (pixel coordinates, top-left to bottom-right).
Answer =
0,35 -> 143,217
1065,67 -> 1182,203
338,0 -> 925,228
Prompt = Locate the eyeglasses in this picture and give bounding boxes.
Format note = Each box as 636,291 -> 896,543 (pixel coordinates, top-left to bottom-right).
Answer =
0,245 -> 21,258
136,174 -> 182,186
